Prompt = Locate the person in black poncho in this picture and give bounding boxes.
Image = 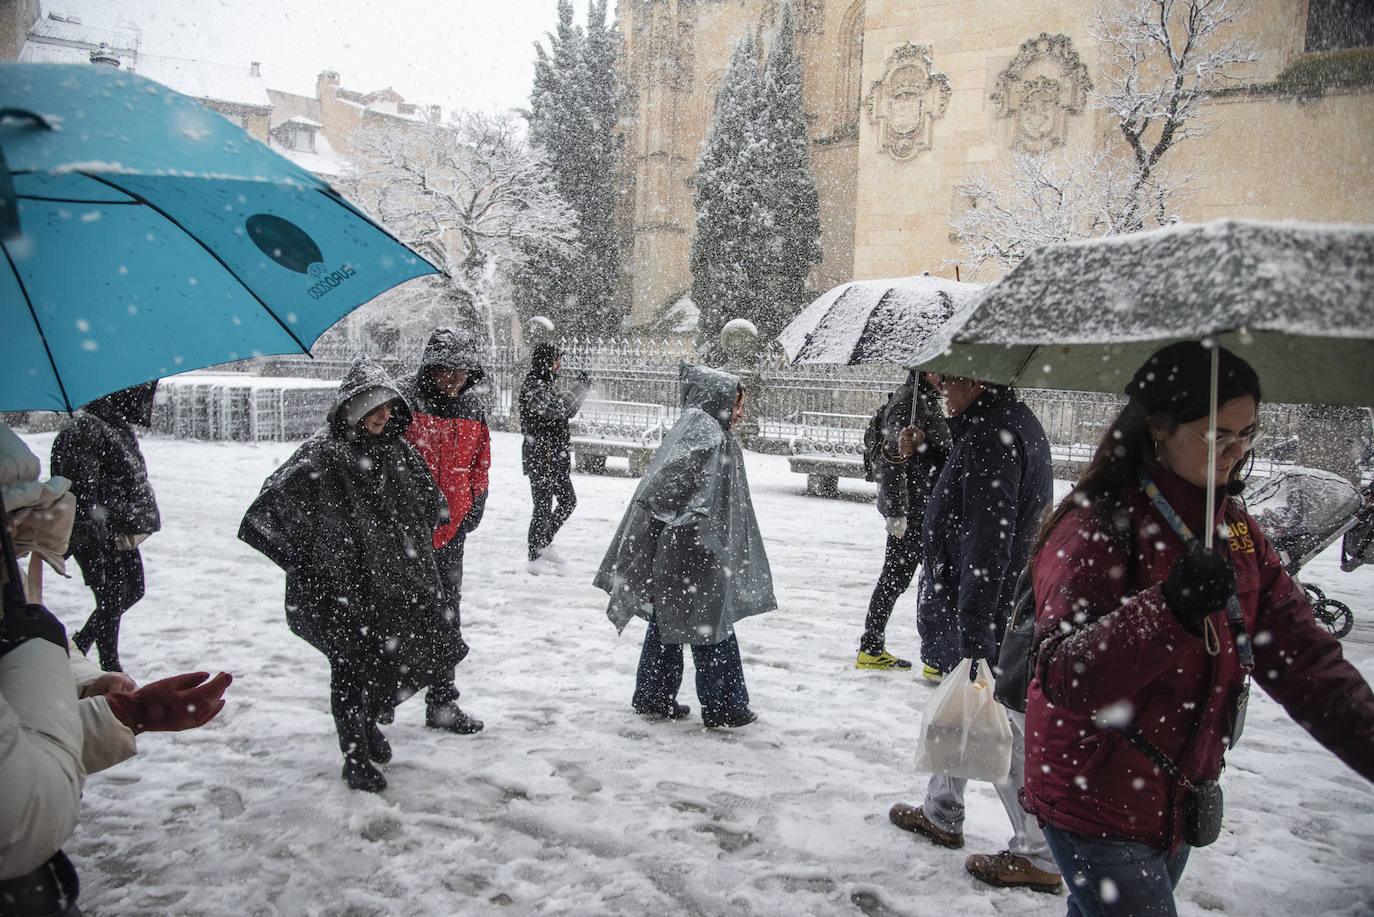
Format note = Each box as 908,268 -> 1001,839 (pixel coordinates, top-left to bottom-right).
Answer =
50,381 -> 161,673
239,357 -> 466,792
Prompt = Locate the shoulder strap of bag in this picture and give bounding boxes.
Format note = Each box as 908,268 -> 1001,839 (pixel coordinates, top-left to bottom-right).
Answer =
1120,725 -> 1194,790
1138,470 -> 1253,673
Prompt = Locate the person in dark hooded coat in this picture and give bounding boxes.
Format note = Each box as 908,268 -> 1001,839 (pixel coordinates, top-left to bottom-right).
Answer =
889,374 -> 1059,893
238,357 -> 465,792
397,327 -> 489,735
519,342 -> 590,565
594,362 -> 776,728
857,371 -> 950,671
50,381 -> 161,673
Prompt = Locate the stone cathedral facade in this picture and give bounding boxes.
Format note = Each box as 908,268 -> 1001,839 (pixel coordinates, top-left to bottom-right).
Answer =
614,0 -> 1374,326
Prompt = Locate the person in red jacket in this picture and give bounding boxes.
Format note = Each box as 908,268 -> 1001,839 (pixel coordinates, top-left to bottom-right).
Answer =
397,328 -> 490,736
1023,342 -> 1374,916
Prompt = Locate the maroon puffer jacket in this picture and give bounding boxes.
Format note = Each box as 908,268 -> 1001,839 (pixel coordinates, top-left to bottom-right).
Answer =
1022,463 -> 1374,852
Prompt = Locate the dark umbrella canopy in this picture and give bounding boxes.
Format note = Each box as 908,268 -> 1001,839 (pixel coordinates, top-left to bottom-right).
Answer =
0,63 -> 440,412
777,274 -> 983,365
909,219 -> 1374,407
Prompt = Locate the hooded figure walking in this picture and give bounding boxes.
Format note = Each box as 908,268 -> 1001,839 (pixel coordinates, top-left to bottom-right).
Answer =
239,357 -> 466,792
857,371 -> 951,672
50,381 -> 161,673
396,327 -> 489,736
595,363 -> 775,728
519,342 -> 590,570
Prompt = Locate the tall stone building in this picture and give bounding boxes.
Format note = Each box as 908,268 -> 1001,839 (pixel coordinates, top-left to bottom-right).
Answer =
616,0 -> 1374,326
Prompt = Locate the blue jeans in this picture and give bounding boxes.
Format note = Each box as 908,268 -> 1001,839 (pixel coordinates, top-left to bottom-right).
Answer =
1042,825 -> 1191,917
634,614 -> 749,725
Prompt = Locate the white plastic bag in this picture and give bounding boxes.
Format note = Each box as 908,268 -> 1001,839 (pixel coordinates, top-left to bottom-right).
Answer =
913,658 -> 1013,783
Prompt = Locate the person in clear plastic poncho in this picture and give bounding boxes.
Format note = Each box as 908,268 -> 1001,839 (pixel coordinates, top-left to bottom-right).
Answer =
594,362 -> 776,728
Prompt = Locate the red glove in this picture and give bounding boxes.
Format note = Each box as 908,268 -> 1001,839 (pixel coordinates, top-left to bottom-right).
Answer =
106,671 -> 233,734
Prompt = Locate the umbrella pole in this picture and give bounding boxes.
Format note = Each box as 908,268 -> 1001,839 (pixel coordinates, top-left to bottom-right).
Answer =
1204,344 -> 1220,549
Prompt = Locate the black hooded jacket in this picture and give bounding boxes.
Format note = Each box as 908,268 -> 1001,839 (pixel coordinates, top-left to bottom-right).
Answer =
50,382 -> 161,558
238,358 -> 464,682
519,344 -> 589,476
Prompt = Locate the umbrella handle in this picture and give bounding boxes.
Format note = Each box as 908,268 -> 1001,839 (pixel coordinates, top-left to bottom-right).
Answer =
1204,345 -> 1220,549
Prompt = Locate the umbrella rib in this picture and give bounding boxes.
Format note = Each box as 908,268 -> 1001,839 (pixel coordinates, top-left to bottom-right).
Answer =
1,238 -> 75,413
17,194 -> 140,205
81,172 -> 314,354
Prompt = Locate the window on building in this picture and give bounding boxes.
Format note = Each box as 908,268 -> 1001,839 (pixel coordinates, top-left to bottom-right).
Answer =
834,0 -> 864,135
1307,0 -> 1374,52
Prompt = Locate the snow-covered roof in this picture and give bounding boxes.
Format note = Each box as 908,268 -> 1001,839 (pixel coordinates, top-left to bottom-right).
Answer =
26,13 -> 138,55
132,54 -> 271,109
275,116 -> 323,131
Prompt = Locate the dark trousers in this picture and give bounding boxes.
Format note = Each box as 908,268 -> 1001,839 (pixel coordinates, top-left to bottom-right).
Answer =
634,615 -> 749,726
859,526 -> 922,656
527,465 -> 576,560
427,533 -> 468,710
71,547 -> 145,672
329,657 -> 386,761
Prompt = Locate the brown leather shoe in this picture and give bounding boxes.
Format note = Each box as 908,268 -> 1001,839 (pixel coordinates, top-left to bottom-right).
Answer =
888,802 -> 964,849
965,850 -> 1062,893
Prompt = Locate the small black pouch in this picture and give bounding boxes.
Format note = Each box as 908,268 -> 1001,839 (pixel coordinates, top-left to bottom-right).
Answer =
1183,780 -> 1224,847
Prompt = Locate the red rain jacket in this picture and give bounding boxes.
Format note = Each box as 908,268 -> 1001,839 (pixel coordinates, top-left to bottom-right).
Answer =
1023,463 -> 1374,852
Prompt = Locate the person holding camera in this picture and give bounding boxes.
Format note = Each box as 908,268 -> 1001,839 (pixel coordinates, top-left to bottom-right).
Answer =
519,342 -> 590,570
1022,342 -> 1374,915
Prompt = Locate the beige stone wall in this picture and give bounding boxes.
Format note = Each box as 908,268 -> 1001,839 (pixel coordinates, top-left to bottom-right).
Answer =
619,0 -> 1374,318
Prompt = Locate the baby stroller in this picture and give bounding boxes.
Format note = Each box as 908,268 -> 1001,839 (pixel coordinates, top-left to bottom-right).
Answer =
1247,466 -> 1374,639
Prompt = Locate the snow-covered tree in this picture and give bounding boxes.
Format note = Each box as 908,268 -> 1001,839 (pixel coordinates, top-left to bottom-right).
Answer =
516,0 -> 625,337
756,0 -> 823,338
953,0 -> 1258,273
344,112 -> 580,346
691,29 -> 768,347
691,1 -> 822,347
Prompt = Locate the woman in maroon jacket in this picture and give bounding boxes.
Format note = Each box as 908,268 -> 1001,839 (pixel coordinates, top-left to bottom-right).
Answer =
1023,342 -> 1374,916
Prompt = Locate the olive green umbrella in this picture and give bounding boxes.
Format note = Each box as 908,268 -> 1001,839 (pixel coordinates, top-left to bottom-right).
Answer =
910,219 -> 1374,407
908,218 -> 1374,544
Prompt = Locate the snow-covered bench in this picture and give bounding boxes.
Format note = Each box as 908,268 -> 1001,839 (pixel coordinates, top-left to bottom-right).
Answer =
787,411 -> 871,498
569,399 -> 667,476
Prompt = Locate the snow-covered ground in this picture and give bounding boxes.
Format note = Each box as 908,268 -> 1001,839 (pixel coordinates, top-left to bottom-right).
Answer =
17,428 -> 1374,917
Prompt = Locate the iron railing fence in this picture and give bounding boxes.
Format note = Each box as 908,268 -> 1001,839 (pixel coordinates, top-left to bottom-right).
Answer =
132,336 -> 1369,483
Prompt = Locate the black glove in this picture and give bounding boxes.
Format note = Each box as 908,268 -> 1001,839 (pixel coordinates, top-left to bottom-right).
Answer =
575,370 -> 592,386
1162,545 -> 1236,631
457,491 -> 487,536
1,592 -> 68,661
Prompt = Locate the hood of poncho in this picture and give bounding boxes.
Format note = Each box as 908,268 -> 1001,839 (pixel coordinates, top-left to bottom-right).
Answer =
328,357 -> 413,439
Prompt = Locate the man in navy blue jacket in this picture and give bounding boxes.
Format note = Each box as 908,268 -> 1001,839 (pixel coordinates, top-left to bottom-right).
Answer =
889,375 -> 1060,893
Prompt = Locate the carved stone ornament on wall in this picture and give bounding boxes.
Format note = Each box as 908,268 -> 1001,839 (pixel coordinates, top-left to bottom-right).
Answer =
865,44 -> 952,162
635,0 -> 695,91
990,33 -> 1092,153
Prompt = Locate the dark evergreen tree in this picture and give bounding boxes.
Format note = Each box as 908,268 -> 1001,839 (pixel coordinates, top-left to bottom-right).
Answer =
690,1 -> 821,348
517,0 -> 624,337
756,1 -> 822,339
690,30 -> 767,348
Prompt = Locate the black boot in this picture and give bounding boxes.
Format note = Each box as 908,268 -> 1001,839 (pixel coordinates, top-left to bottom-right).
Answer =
342,755 -> 386,792
425,683 -> 484,734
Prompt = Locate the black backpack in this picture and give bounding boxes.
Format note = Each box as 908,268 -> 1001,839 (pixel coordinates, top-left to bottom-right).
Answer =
992,565 -> 1036,713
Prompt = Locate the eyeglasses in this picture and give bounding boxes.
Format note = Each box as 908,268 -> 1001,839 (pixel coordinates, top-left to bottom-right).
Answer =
1184,424 -> 1262,452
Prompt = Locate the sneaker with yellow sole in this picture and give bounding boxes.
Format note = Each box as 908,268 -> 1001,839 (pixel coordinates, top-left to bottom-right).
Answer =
921,664 -> 943,683
856,650 -> 912,670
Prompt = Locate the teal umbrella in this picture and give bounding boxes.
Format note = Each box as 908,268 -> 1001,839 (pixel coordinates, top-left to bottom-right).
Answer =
908,218 -> 1374,544
0,63 -> 440,413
